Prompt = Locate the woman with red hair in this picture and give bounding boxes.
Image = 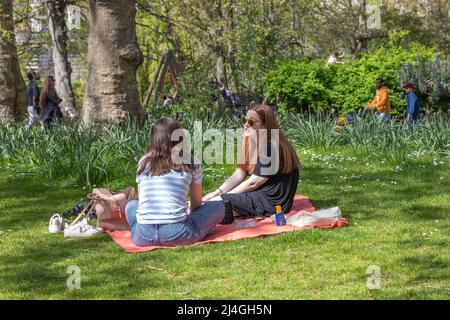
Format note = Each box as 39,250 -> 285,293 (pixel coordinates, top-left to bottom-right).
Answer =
203,104 -> 300,218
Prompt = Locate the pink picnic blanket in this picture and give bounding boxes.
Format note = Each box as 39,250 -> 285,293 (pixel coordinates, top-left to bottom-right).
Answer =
106,195 -> 348,253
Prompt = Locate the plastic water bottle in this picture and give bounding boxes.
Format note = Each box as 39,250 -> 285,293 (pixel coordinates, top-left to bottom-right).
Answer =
275,204 -> 286,226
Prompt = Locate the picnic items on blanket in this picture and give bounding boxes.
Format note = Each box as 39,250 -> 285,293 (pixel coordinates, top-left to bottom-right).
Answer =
88,187 -> 137,231
279,207 -> 344,228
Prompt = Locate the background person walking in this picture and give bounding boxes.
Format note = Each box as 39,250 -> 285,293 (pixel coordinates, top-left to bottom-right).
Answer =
39,76 -> 63,125
365,78 -> 391,123
25,70 -> 40,129
403,83 -> 420,128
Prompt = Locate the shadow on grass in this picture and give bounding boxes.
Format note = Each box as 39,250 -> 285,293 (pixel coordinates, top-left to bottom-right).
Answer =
299,162 -> 449,222
402,253 -> 449,279
0,177 -> 86,230
0,233 -> 178,298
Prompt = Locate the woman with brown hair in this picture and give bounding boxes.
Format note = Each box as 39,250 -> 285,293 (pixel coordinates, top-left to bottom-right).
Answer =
125,117 -> 225,247
39,75 -> 63,124
203,104 -> 300,218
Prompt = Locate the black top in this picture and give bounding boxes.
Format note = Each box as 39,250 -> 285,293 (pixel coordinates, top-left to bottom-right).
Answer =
251,147 -> 299,214
40,89 -> 63,122
221,142 -> 299,217
27,81 -> 40,107
45,89 -> 61,108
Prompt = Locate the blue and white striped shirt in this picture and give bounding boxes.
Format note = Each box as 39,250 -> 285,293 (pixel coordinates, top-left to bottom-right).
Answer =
136,158 -> 202,224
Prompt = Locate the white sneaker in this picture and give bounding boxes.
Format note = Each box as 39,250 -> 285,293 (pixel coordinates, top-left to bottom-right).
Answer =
64,218 -> 103,238
48,214 -> 64,233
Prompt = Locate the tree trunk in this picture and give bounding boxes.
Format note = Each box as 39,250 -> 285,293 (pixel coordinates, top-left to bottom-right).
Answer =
163,3 -> 185,64
46,0 -> 77,120
226,0 -> 239,93
0,0 -> 27,122
216,55 -> 227,86
81,0 -> 144,124
228,52 -> 238,91
355,0 -> 368,58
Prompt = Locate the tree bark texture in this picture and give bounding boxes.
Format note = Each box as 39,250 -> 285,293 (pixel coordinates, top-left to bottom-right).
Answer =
216,55 -> 227,86
46,0 -> 77,120
81,0 -> 144,124
0,0 -> 27,122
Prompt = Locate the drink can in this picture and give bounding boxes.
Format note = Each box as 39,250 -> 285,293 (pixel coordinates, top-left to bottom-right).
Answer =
275,212 -> 286,226
275,204 -> 286,226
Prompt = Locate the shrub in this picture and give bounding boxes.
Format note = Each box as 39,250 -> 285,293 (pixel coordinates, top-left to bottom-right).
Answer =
399,54 -> 450,108
264,58 -> 332,112
264,41 -> 438,115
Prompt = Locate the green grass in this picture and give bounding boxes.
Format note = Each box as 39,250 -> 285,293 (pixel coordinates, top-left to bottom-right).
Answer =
0,147 -> 448,299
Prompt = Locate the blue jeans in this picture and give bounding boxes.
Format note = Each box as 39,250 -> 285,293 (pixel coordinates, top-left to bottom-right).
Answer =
378,112 -> 390,124
125,200 -> 225,247
404,115 -> 417,129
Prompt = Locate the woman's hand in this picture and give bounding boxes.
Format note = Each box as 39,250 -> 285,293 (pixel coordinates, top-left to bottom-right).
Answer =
202,168 -> 246,201
202,190 -> 220,202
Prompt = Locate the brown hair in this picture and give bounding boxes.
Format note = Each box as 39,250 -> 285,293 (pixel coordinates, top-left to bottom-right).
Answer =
39,75 -> 54,109
137,117 -> 196,176
238,104 -> 299,175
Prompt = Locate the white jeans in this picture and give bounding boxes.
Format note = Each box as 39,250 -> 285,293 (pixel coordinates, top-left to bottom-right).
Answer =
378,113 -> 390,124
26,106 -> 40,128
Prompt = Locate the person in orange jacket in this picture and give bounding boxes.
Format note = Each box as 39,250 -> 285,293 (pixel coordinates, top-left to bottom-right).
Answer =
365,78 -> 391,123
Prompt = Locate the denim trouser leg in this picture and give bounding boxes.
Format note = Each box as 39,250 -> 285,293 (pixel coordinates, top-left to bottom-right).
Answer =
125,200 -> 159,246
404,118 -> 416,129
26,106 -> 39,128
184,200 -> 225,242
125,200 -> 139,231
156,200 -> 225,246
378,112 -> 390,124
125,200 -> 225,247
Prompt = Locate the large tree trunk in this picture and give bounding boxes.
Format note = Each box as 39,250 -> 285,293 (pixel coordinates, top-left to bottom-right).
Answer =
0,0 -> 27,122
46,0 -> 77,120
81,0 -> 144,124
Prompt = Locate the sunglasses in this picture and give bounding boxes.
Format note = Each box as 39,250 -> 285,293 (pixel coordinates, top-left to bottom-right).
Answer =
241,116 -> 260,127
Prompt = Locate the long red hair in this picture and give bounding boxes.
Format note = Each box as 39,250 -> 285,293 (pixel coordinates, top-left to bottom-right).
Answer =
238,104 -> 299,175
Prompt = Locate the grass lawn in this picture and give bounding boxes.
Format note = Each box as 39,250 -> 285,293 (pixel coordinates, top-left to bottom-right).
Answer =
0,148 -> 449,299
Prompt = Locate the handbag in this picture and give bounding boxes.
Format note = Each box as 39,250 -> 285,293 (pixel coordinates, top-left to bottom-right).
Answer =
88,187 -> 137,231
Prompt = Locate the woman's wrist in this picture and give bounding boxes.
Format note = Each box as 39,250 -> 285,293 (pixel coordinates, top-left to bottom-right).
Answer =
216,187 -> 224,196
